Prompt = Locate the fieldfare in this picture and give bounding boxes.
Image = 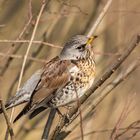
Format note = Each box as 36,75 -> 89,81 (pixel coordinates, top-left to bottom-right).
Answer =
0,35 -> 97,122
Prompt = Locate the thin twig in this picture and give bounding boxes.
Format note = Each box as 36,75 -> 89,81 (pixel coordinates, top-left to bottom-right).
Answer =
0,52 -> 46,63
0,24 -> 6,27
115,120 -> 140,139
73,84 -> 84,140
0,40 -> 62,48
9,0 -> 47,123
0,13 -> 33,78
18,1 -> 32,39
15,110 -> 49,139
0,94 -> 15,140
0,39 -> 123,56
18,0 -> 33,39
50,35 -> 140,139
5,35 -> 46,109
71,120 -> 140,140
87,0 -> 113,37
110,93 -> 136,140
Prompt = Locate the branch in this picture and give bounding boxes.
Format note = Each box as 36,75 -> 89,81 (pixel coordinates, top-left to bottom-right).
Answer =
0,0 -> 33,78
9,0 -> 47,122
70,120 -> 140,140
0,39 -> 123,57
0,94 -> 15,140
0,52 -> 46,63
115,119 -> 140,139
87,0 -> 113,37
15,111 -> 49,139
50,34 -> 140,139
110,93 -> 136,140
0,39 -> 62,49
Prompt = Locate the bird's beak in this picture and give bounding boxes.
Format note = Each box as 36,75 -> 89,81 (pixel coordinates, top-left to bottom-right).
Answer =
86,35 -> 98,46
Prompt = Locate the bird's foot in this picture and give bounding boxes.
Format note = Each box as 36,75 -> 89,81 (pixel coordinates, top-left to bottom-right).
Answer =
56,108 -> 71,124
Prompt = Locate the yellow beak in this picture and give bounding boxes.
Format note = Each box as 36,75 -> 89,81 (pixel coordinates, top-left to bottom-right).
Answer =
86,36 -> 98,46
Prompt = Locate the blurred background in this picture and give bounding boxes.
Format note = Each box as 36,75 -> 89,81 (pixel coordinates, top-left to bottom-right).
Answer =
0,0 -> 140,140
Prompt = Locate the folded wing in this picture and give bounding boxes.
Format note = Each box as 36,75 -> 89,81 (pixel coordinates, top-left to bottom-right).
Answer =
14,56 -> 71,122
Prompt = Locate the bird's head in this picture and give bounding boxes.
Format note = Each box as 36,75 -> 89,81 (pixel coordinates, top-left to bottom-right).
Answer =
59,35 -> 97,60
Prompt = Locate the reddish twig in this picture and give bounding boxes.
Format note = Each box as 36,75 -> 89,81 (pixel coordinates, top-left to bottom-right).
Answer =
110,93 -> 136,140
115,120 -> 140,139
71,120 -> 140,140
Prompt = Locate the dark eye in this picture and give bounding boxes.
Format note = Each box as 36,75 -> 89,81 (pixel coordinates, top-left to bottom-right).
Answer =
77,44 -> 86,51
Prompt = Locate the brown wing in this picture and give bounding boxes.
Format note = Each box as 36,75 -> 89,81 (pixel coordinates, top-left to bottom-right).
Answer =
30,56 -> 71,109
13,56 -> 71,122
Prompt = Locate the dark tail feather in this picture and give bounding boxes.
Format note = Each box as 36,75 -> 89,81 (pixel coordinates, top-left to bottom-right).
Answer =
13,103 -> 31,123
29,107 -> 47,119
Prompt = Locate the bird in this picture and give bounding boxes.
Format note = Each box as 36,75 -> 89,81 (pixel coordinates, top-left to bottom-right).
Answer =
0,35 -> 97,122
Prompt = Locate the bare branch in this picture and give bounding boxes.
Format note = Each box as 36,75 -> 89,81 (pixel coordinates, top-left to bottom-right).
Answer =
110,93 -> 136,140
9,0 -> 47,122
87,0 -> 113,37
0,0 -> 33,77
0,39 -> 124,57
115,120 -> 140,139
15,111 -> 49,139
0,39 -> 62,49
0,94 -> 15,140
71,120 -> 140,140
0,52 -> 46,63
18,0 -> 33,39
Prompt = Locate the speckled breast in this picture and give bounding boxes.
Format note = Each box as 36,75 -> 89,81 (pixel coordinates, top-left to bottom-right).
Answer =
50,57 -> 95,107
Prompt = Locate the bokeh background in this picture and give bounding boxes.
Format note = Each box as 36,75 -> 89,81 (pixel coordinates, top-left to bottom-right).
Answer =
0,0 -> 140,140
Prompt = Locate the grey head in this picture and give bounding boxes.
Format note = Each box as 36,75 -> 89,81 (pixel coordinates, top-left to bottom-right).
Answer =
59,35 -> 97,60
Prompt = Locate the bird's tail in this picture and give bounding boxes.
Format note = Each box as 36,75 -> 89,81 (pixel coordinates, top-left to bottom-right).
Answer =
29,107 -> 47,119
13,103 -> 31,123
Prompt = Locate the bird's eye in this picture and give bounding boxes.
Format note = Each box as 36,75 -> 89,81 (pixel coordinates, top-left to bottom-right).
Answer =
77,44 -> 86,51
77,46 -> 82,50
